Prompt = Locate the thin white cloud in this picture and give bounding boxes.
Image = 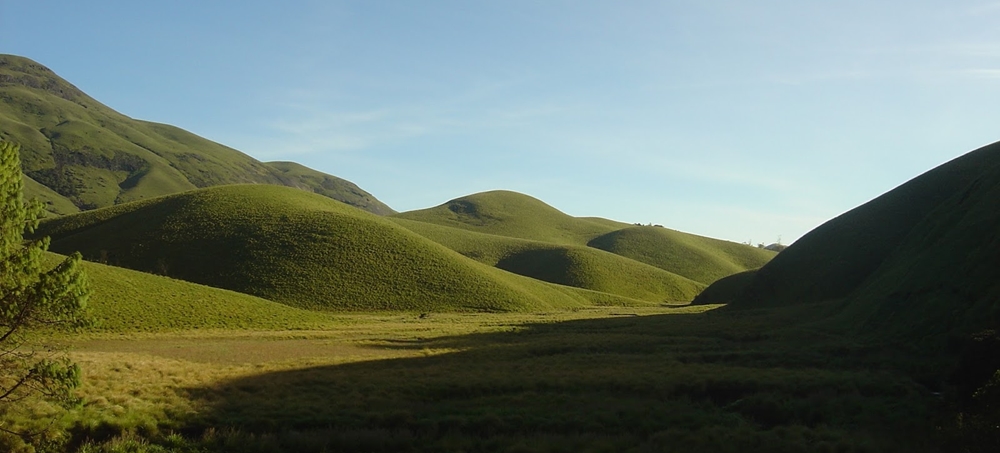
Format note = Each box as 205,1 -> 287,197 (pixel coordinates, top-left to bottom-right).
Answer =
253,101 -> 571,157
965,2 -> 1000,15
962,68 -> 1000,79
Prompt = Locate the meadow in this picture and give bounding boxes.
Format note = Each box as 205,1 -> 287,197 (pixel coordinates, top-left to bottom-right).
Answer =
5,51 -> 998,453
2,305 -> 961,453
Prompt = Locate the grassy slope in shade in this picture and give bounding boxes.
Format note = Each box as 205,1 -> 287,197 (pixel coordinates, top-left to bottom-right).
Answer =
588,226 -> 775,284
22,174 -> 79,215
0,54 -> 391,215
690,270 -> 758,305
719,140 -> 1000,341
392,217 -> 705,302
38,184 -> 649,312
41,253 -> 329,332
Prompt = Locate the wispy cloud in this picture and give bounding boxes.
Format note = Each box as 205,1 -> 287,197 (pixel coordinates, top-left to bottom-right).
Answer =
250,90 -> 571,157
763,70 -> 874,86
965,1 -> 1000,15
961,68 -> 1000,79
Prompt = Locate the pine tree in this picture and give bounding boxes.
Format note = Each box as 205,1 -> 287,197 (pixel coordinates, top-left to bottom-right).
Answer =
0,140 -> 90,435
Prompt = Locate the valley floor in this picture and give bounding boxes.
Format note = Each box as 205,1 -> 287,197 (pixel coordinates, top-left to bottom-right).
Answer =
5,306 -> 966,453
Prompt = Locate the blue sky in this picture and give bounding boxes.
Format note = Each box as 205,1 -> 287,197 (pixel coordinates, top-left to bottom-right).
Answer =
3,1 -> 1000,244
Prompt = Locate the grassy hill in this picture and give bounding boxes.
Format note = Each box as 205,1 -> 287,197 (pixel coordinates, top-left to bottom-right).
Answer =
394,190 -> 625,245
265,161 -> 395,215
392,218 -> 705,302
588,226 -> 774,284
37,184 -> 652,312
394,190 -> 773,297
42,252 -> 330,332
0,54 -> 391,215
705,140 -> 1000,344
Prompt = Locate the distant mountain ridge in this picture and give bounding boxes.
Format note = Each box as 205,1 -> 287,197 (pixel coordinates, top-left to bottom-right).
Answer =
0,54 -> 394,215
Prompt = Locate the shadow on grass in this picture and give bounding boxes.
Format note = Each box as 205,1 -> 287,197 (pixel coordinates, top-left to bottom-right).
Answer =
155,309 -> 951,452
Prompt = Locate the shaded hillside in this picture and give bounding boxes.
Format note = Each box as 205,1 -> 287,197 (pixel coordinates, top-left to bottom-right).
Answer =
392,218 -> 705,303
715,140 -> 1000,341
0,54 -> 391,214
689,270 -> 758,305
37,184 -> 650,312
588,226 -> 774,284
394,190 -> 624,245
42,252 -> 330,332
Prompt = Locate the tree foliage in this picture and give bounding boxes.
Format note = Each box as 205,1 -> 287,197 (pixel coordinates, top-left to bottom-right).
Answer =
0,140 -> 90,436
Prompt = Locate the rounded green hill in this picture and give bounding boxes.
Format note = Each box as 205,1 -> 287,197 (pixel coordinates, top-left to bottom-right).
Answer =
37,184 -> 648,312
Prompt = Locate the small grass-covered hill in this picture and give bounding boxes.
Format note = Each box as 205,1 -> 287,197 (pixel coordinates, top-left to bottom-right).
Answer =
42,252 -> 330,332
392,218 -> 705,302
394,190 -> 626,245
394,190 -> 773,295
588,226 -> 774,284
0,54 -> 391,215
37,184 -> 651,312
706,140 -> 1000,343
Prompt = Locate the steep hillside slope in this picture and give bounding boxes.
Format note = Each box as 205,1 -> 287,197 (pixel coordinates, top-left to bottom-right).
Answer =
0,54 -> 390,214
265,161 -> 395,215
711,140 -> 1000,340
392,218 -> 705,302
37,185 -> 649,312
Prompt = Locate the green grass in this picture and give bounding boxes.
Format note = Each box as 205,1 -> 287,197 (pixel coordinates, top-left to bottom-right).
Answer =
23,173 -> 80,215
0,54 -> 392,214
391,191 -> 772,300
393,190 -> 626,246
393,218 -> 705,302
718,140 -> 1000,345
42,252 -> 331,332
588,226 -> 775,285
36,184 -> 654,312
691,270 -> 758,305
10,306 -> 955,453
265,161 -> 395,215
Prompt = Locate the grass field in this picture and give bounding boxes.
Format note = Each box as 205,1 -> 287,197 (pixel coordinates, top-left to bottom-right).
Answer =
1,306 -> 957,453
